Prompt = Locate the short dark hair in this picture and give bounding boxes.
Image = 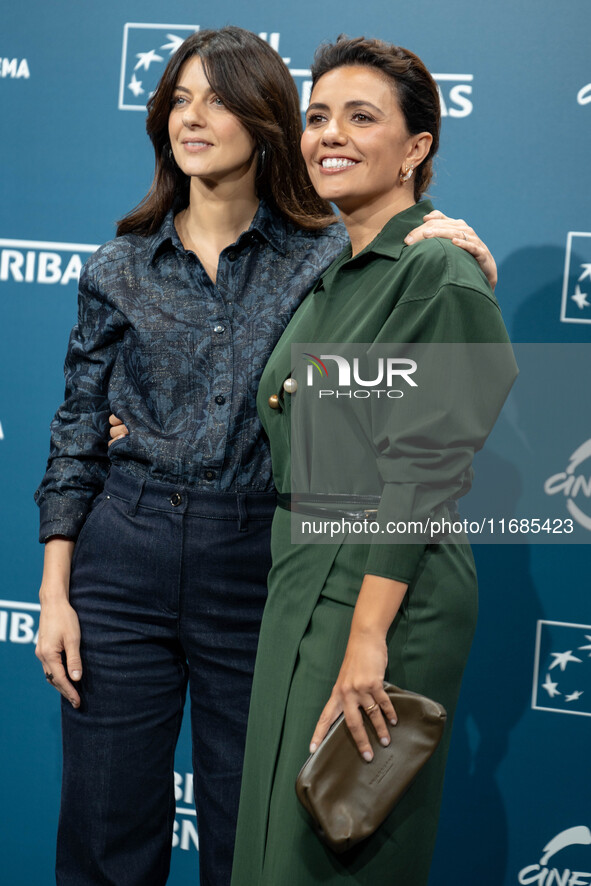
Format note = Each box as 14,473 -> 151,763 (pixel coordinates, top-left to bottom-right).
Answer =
118,27 -> 335,236
310,36 -> 440,200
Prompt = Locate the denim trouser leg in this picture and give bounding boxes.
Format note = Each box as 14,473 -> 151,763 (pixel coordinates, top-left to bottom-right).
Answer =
56,468 -> 274,886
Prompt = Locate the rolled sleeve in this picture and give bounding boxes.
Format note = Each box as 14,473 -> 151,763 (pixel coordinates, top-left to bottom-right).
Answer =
363,278 -> 518,582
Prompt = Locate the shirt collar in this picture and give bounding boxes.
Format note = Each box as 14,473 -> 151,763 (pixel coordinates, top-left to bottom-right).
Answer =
312,200 -> 434,292
147,198 -> 288,264
248,199 -> 288,255
147,211 -> 181,264
356,199 -> 435,261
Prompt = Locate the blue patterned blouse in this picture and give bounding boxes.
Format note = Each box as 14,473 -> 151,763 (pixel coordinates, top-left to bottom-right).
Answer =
35,201 -> 347,541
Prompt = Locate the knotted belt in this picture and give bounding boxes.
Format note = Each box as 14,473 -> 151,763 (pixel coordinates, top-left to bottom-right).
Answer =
277,493 -> 460,523
277,493 -> 381,521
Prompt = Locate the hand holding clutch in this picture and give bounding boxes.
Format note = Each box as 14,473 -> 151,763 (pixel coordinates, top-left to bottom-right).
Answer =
295,682 -> 446,854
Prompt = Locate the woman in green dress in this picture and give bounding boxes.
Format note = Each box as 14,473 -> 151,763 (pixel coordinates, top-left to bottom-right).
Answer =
231,36 -> 517,886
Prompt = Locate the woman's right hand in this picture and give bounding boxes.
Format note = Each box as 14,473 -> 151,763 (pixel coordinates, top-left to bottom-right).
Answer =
309,575 -> 408,760
108,413 -> 129,446
35,538 -> 82,708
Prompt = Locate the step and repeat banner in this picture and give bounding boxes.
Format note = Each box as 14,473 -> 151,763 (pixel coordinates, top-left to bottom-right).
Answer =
1,1 -> 590,884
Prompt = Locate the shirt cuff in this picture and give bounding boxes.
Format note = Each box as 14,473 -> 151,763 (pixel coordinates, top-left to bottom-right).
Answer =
363,543 -> 426,584
38,496 -> 90,543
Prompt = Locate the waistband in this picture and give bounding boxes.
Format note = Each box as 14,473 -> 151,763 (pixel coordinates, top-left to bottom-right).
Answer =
104,467 -> 277,522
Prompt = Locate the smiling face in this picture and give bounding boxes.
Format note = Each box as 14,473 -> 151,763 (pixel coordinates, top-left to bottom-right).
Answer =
301,65 -> 431,218
168,55 -> 257,188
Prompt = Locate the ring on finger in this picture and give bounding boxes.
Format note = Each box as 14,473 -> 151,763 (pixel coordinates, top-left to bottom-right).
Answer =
460,231 -> 468,240
45,672 -> 55,683
364,701 -> 378,714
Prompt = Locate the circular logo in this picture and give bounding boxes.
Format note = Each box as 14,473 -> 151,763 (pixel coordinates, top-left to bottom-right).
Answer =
545,439 -> 591,530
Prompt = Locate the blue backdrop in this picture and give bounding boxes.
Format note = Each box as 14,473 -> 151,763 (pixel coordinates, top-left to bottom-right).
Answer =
1,1 -> 590,883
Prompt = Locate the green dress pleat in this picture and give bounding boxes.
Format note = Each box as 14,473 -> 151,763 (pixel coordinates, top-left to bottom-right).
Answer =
233,512 -> 478,885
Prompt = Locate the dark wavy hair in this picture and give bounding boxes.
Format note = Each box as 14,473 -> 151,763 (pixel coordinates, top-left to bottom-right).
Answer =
310,36 -> 440,201
117,27 -> 335,236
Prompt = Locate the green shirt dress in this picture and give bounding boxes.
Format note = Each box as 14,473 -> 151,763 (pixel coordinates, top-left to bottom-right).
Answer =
231,201 -> 517,886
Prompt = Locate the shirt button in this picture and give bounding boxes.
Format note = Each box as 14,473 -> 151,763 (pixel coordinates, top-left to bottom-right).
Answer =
213,324 -> 226,334
204,469 -> 217,481
214,395 -> 226,405
227,251 -> 237,262
170,492 -> 182,507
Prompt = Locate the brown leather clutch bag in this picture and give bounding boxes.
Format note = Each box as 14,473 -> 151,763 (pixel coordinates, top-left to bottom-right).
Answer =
295,682 -> 447,854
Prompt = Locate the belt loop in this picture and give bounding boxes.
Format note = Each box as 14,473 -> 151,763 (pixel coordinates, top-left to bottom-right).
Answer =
127,478 -> 145,517
237,493 -> 248,532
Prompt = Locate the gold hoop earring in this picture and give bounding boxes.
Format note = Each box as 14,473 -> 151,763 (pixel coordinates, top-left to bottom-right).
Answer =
400,165 -> 414,182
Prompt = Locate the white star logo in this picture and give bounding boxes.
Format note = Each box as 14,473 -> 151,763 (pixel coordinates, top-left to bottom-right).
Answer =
571,284 -> 590,309
135,49 -> 164,72
565,690 -> 584,702
127,73 -> 144,97
161,34 -> 185,54
541,674 -> 561,698
549,650 -> 583,671
579,264 -> 591,282
579,636 -> 591,655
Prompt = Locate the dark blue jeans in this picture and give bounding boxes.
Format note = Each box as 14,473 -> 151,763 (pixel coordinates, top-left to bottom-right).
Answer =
56,468 -> 275,886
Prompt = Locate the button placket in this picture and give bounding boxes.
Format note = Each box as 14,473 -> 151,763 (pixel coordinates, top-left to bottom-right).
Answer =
204,291 -> 232,477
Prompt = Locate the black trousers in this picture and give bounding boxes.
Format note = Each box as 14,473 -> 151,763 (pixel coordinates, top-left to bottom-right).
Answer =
57,468 -> 275,886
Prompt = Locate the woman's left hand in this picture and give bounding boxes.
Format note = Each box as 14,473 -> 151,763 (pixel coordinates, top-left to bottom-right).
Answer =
309,631 -> 397,761
108,413 -> 129,447
404,209 -> 498,291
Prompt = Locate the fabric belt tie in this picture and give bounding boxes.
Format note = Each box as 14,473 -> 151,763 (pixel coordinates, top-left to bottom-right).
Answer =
277,493 -> 460,522
277,493 -> 381,521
